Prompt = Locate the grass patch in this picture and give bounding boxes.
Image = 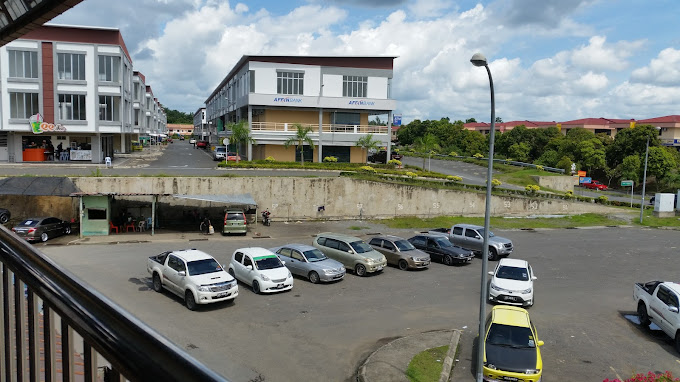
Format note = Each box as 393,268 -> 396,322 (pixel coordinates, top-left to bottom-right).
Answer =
348,225 -> 370,230
406,345 -> 449,382
637,212 -> 680,228
375,213 -> 632,230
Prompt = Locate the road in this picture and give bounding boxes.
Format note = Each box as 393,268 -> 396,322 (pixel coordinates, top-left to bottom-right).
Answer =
40,225 -> 680,382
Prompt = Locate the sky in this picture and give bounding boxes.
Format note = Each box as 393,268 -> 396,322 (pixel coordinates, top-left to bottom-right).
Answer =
51,0 -> 680,124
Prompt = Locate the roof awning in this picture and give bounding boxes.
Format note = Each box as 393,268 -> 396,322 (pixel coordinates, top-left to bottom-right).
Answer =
172,194 -> 257,208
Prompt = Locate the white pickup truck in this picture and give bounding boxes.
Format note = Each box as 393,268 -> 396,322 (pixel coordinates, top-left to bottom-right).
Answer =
634,280 -> 680,352
147,249 -> 238,310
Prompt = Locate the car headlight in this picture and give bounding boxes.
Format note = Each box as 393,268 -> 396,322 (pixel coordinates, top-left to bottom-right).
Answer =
525,369 -> 540,374
287,271 -> 292,279
260,274 -> 270,281
490,283 -> 505,292
484,362 -> 497,370
365,257 -> 375,264
521,287 -> 533,294
198,286 -> 211,292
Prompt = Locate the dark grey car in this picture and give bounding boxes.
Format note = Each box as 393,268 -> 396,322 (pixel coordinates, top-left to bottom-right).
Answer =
270,244 -> 346,283
368,235 -> 430,270
408,234 -> 474,265
11,217 -> 71,242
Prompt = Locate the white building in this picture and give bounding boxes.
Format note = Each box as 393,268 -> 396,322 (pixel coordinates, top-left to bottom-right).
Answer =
205,56 -> 397,163
0,24 -> 166,163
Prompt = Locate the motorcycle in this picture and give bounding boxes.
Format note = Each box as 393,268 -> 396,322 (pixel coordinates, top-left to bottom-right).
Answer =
261,211 -> 271,226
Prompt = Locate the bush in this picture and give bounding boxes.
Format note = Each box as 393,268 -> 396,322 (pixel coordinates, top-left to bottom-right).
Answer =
473,153 -> 484,159
535,165 -> 544,171
265,156 -> 276,162
565,190 -> 574,198
597,195 -> 609,204
449,151 -> 458,157
405,171 -> 418,178
604,371 -> 680,382
387,159 -> 402,167
323,156 -> 338,162
360,166 -> 376,173
525,184 -> 540,194
447,175 -> 463,182
491,178 -> 502,187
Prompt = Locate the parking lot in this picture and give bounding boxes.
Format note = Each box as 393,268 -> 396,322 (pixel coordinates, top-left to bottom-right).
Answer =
40,223 -> 680,382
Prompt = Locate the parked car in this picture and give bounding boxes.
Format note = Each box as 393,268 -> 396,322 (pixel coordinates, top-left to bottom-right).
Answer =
434,223 -> 513,260
483,305 -> 544,382
228,247 -> 294,294
488,258 -> 537,307
179,135 -> 185,140
582,180 -> 608,191
269,244 -> 345,283
196,140 -> 208,149
226,152 -> 241,161
223,210 -> 247,235
368,150 -> 402,164
189,138 -> 197,144
313,232 -> 387,276
368,235 -> 430,270
213,146 -> 227,161
0,208 -> 10,224
147,249 -> 238,310
634,280 -> 680,352
11,217 -> 71,242
407,234 -> 474,265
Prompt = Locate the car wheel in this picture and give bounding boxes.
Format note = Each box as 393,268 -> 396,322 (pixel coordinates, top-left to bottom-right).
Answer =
0,212 -> 9,224
675,332 -> 680,354
64,226 -> 71,235
355,264 -> 367,277
252,280 -> 261,294
488,247 -> 498,261
398,259 -> 409,271
40,232 -> 48,242
228,268 -> 235,278
152,274 -> 163,292
444,255 -> 453,266
308,271 -> 320,284
185,290 -> 197,311
638,302 -> 651,327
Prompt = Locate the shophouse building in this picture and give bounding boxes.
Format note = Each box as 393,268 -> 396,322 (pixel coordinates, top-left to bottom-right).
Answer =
205,55 -> 397,162
0,24 -> 166,163
193,107 -> 213,142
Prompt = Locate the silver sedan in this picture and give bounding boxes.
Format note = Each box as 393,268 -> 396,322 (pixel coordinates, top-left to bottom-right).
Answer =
270,244 -> 346,283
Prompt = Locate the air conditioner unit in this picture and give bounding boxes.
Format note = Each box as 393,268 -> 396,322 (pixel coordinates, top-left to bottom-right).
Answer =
662,128 -> 668,132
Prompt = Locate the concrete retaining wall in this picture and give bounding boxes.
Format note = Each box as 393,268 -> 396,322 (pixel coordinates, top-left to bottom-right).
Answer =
71,177 -> 620,220
533,175 -> 579,192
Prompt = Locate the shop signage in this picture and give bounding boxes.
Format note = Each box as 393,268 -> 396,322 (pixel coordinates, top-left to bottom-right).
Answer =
29,113 -> 66,134
348,100 -> 375,106
273,97 -> 302,103
393,114 -> 402,126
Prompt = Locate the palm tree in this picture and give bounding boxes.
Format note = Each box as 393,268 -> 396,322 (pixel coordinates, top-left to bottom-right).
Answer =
355,133 -> 382,163
414,133 -> 441,170
284,124 -> 315,166
227,121 -> 255,161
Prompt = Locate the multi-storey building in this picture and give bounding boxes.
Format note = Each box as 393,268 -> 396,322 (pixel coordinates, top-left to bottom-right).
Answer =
193,107 -> 212,142
205,55 -> 397,162
0,24 -> 165,163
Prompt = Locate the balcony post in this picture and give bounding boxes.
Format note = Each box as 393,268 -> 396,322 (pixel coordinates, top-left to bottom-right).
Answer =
318,108 -> 323,163
387,111 -> 392,160
247,106 -> 253,161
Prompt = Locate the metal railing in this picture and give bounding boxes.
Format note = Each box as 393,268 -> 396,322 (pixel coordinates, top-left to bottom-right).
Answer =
0,225 -> 229,382
250,122 -> 389,134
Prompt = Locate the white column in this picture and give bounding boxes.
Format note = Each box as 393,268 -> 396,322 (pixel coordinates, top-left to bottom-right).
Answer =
247,105 -> 253,160
318,108 -> 323,162
387,111 -> 392,159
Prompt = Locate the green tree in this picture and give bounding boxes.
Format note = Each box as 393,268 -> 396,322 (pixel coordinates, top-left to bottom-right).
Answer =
163,107 -> 193,124
508,142 -> 531,163
355,134 -> 382,163
284,124 -> 315,166
647,146 -> 677,190
535,149 -> 560,167
465,118 -> 477,123
414,133 -> 441,170
227,121 -> 255,161
556,156 -> 574,174
618,155 -> 641,184
606,125 -> 661,168
577,138 -> 606,173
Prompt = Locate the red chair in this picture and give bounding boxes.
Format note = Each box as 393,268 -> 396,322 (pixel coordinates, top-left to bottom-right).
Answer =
124,220 -> 136,232
109,221 -> 119,234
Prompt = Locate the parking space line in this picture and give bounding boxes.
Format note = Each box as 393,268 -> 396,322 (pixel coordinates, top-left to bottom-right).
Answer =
676,359 -> 680,365
609,366 -> 622,380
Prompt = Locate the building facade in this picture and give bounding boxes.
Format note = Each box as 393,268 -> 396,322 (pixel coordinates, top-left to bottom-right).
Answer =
0,25 -> 166,163
205,56 -> 397,162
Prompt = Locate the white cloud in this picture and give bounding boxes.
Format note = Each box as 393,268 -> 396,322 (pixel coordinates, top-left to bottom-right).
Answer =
570,35 -> 645,72
630,48 -> 680,86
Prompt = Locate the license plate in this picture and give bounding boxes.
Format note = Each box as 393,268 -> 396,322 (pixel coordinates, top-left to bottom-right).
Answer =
376,266 -> 383,271
215,292 -> 230,298
277,283 -> 285,289
424,261 -> 430,266
506,296 -> 517,301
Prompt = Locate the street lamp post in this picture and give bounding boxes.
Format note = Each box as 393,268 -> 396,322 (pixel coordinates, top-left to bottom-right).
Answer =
639,126 -> 661,223
471,52 -> 496,382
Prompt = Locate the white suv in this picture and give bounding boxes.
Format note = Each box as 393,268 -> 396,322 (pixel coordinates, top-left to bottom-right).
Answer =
488,258 -> 536,307
213,146 -> 227,161
228,247 -> 294,294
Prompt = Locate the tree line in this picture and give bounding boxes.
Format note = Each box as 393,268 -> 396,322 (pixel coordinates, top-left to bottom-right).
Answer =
397,118 -> 680,190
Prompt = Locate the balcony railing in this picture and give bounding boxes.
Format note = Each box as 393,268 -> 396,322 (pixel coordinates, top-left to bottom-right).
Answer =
0,225 -> 229,382
251,122 -> 389,134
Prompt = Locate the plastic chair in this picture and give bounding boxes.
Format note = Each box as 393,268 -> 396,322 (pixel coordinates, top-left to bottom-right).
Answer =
124,221 -> 136,232
137,221 -> 146,232
105,156 -> 112,168
109,221 -> 119,234
146,217 -> 153,230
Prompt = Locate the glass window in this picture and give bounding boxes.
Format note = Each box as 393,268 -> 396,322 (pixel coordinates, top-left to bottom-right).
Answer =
337,241 -> 350,252
187,258 -> 222,276
58,94 -> 86,120
452,226 -> 464,235
99,95 -> 120,121
9,50 -> 38,78
384,241 -> 396,251
57,53 -> 85,80
343,75 -> 367,97
234,252 -> 243,263
291,251 -> 304,261
276,71 -> 304,95
303,249 -> 326,262
410,236 -> 425,246
98,55 -> 121,82
464,229 -> 478,238
368,238 -> 381,246
496,266 -> 530,281
395,240 -> 416,251
277,248 -> 292,258
9,92 -> 39,119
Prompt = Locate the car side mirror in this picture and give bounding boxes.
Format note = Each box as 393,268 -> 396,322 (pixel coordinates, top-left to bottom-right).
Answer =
347,249 -> 354,254
488,271 -> 494,276
246,265 -> 253,270
669,306 -> 679,313
475,235 -> 481,239
532,276 -> 538,281
537,340 -> 544,347
178,271 -> 186,277
281,260 -> 286,265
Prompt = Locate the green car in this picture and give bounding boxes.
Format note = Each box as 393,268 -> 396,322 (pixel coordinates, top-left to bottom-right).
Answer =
222,210 -> 247,235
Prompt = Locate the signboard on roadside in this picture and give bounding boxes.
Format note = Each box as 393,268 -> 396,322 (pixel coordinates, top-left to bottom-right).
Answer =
393,114 -> 402,126
579,177 -> 592,184
621,180 -> 633,187
577,170 -> 587,177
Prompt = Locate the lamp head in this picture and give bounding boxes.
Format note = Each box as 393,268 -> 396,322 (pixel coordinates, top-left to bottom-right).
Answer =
470,53 -> 488,67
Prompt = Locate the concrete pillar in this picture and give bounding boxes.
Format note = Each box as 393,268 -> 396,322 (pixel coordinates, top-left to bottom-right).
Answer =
247,105 -> 253,160
387,111 -> 392,160
318,108 -> 323,163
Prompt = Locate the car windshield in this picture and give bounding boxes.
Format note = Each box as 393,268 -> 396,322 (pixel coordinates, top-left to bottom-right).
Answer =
18,219 -> 40,227
487,323 -> 536,348
255,255 -> 283,270
187,259 -> 223,276
434,237 -> 453,247
395,240 -> 416,251
216,147 -> 226,153
350,241 -> 373,254
477,228 -> 495,238
303,249 -> 327,262
226,213 -> 243,221
496,265 -> 529,281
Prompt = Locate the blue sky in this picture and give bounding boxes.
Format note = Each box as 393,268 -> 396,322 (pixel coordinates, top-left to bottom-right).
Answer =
51,0 -> 680,124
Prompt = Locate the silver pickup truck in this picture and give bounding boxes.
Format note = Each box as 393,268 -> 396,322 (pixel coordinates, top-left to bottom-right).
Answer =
428,223 -> 513,260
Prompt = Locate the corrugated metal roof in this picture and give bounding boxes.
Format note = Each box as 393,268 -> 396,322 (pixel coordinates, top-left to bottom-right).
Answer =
172,194 -> 257,207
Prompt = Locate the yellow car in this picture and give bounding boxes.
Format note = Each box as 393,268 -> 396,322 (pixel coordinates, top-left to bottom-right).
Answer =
483,305 -> 544,382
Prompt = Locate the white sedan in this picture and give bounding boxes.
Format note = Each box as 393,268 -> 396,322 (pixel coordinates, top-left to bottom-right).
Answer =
488,258 -> 536,307
189,138 -> 197,144
228,247 -> 294,294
